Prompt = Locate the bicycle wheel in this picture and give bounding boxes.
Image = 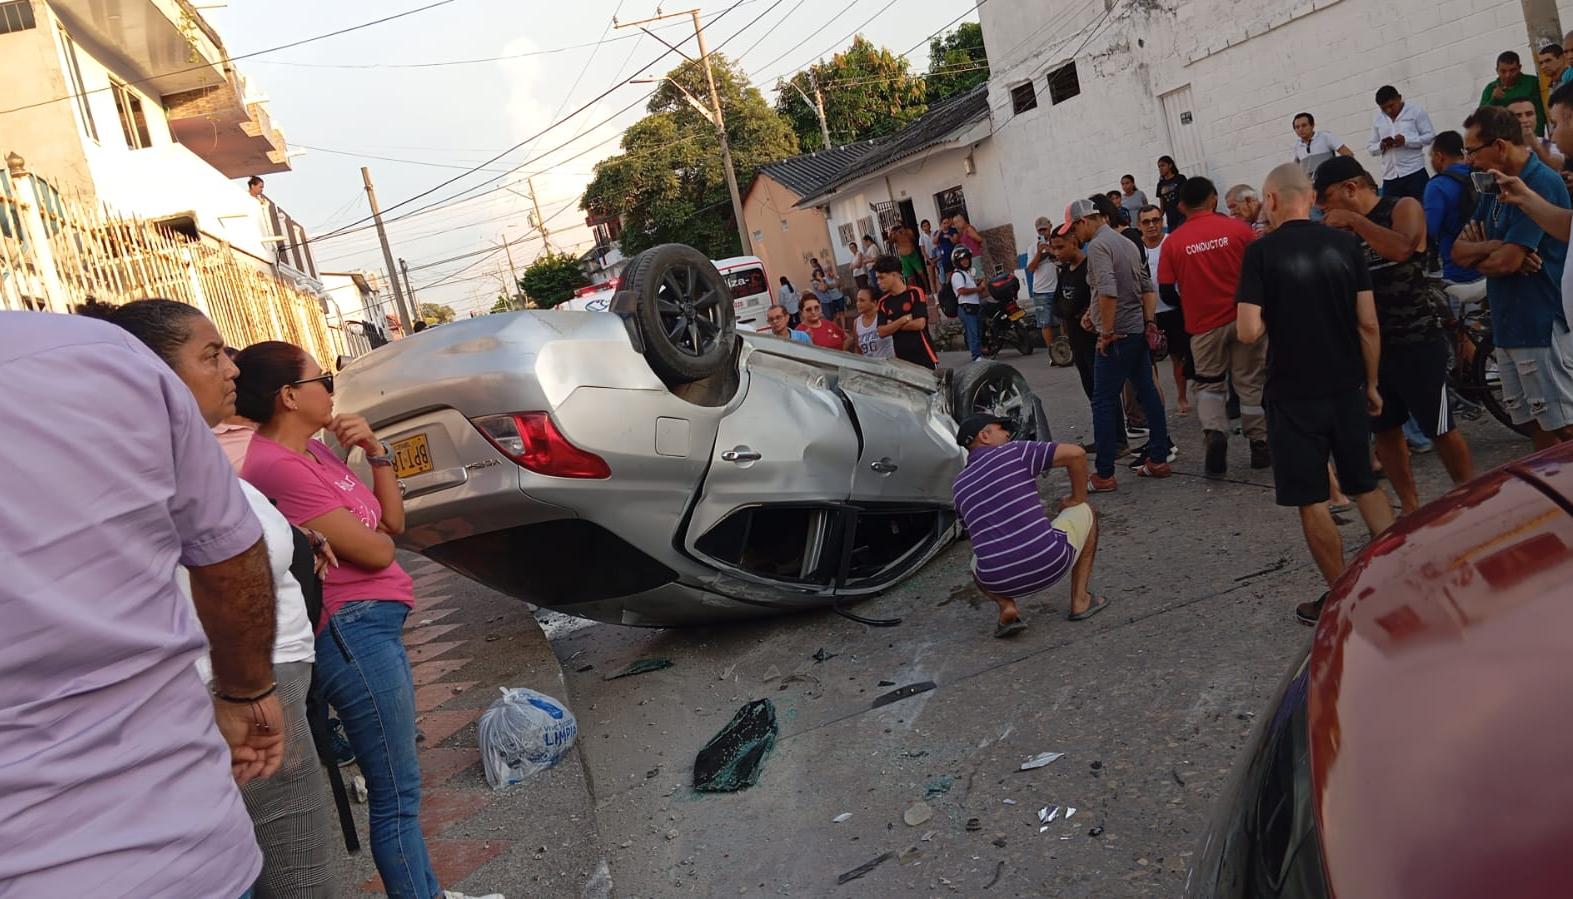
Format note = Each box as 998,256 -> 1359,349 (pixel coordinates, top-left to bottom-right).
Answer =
1469,337 -> 1533,437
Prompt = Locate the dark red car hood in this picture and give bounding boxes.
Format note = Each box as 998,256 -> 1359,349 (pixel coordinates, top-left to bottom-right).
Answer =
1310,443 -> 1573,898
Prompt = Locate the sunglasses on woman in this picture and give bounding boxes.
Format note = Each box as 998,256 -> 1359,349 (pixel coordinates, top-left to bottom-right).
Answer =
287,373 -> 334,395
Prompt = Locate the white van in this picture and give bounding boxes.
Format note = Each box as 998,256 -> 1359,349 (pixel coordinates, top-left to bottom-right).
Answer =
713,255 -> 771,328
555,256 -> 771,326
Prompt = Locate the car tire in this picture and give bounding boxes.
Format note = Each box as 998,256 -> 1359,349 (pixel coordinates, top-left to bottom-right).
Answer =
613,243 -> 736,385
951,360 -> 1051,442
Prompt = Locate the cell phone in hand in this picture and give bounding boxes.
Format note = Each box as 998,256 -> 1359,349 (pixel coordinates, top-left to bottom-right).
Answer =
1470,171 -> 1499,195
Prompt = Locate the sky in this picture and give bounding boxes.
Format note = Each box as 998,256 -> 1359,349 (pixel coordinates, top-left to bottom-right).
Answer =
207,0 -> 981,319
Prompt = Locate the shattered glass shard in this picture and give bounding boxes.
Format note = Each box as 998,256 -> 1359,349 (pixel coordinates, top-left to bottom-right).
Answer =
603,658 -> 674,680
692,699 -> 778,792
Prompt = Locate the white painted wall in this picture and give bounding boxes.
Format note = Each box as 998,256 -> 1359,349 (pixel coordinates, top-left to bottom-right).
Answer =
48,20 -> 273,257
980,0 -> 1573,244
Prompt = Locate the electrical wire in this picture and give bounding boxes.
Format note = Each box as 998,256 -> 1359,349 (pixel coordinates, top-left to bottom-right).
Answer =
0,0 -> 461,116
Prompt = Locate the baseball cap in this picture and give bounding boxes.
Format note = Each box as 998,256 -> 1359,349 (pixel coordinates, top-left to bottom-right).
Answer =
955,414 -> 1015,448
1034,215 -> 1053,231
1054,200 -> 1097,237
1312,155 -> 1370,197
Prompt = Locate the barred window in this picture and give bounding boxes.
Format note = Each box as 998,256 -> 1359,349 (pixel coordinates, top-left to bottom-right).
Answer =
0,1 -> 36,34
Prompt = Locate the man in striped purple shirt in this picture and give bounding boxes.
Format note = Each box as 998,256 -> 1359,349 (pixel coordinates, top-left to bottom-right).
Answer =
952,415 -> 1108,637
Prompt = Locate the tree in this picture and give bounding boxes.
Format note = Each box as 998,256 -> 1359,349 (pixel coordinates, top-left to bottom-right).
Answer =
419,302 -> 456,324
490,294 -> 513,314
775,37 -> 927,152
925,23 -> 990,104
583,54 -> 798,259
518,251 -> 589,309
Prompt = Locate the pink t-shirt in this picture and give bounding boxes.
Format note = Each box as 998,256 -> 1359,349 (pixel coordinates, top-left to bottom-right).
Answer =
242,433 -> 414,624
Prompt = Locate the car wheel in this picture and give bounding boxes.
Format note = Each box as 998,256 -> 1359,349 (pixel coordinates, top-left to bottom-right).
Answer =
614,243 -> 736,385
951,360 -> 1051,442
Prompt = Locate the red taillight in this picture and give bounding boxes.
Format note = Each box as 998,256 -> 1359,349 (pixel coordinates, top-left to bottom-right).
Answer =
472,413 -> 610,479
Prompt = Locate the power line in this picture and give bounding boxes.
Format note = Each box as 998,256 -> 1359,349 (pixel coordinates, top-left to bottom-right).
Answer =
0,0 -> 461,116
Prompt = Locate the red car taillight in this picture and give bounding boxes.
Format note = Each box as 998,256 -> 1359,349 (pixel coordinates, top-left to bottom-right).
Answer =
471,413 -> 610,479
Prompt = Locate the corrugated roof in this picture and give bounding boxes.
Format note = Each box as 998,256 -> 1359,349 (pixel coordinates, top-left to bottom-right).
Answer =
796,84 -> 991,204
755,141 -> 882,199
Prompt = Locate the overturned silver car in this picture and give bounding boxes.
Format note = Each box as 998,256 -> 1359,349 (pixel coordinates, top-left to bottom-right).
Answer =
336,244 -> 1049,625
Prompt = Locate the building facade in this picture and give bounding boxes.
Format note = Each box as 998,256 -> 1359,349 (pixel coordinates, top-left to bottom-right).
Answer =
742,145 -> 874,290
979,0 -> 1571,244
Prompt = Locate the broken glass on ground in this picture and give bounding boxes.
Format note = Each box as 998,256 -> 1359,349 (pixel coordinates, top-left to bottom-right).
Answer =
871,681 -> 936,709
837,851 -> 893,884
1019,751 -> 1065,771
692,699 -> 777,793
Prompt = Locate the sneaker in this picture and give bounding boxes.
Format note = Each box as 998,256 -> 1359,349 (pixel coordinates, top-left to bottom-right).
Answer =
1250,440 -> 1272,470
1134,459 -> 1171,478
1204,430 -> 1228,477
1295,592 -> 1329,626
444,892 -> 505,899
1125,426 -> 1150,442
1128,444 -> 1179,469
1089,474 -> 1118,493
329,718 -> 356,768
1408,438 -> 1435,454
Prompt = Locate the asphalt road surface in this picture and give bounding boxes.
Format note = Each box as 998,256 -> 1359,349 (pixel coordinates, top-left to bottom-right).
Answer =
339,345 -> 1531,898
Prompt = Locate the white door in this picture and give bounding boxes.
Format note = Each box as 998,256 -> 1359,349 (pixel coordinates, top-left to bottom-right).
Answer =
1160,84 -> 1206,177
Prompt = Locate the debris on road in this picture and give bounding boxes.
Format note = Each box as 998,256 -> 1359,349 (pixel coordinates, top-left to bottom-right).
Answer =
1002,799 -> 1017,805
1019,751 -> 1065,771
478,687 -> 578,790
833,812 -> 853,824
983,859 -> 1005,889
1066,807 -> 1077,819
877,680 -> 896,687
871,681 -> 936,709
1088,826 -> 1104,837
603,658 -> 673,681
923,775 -> 954,799
1037,806 -> 1060,823
811,647 -> 838,663
903,801 -> 933,826
965,818 -> 982,832
836,851 -> 893,885
575,664 -> 594,673
1172,768 -> 1186,786
762,665 -> 781,682
693,699 -> 777,793
991,837 -> 1007,848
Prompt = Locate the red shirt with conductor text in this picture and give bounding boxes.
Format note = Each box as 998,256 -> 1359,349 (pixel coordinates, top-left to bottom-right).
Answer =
1156,211 -> 1258,335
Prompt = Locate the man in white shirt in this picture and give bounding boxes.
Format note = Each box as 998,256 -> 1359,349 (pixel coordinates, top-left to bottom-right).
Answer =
1368,85 -> 1436,201
1292,112 -> 1354,179
1026,215 -> 1059,348
951,245 -> 985,361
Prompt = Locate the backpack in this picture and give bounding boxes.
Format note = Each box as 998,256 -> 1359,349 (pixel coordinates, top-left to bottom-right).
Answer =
937,278 -> 959,317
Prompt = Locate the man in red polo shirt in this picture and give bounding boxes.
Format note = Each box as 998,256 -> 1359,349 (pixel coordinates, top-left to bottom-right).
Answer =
1158,176 -> 1268,475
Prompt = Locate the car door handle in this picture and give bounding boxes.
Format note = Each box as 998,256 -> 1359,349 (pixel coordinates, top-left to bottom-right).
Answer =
722,449 -> 762,463
870,458 -> 899,473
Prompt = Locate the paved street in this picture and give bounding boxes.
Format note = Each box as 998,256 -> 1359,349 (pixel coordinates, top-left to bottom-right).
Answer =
343,345 -> 1531,898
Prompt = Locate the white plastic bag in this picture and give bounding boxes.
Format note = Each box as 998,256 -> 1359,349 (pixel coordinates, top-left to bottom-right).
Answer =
477,687 -> 578,790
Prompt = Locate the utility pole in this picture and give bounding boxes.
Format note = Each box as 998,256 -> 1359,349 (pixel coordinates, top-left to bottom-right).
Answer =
398,257 -> 417,309
501,231 -> 521,309
1522,0 -> 1563,61
525,177 -> 552,254
617,7 -> 752,255
781,73 -> 832,150
361,167 -> 413,336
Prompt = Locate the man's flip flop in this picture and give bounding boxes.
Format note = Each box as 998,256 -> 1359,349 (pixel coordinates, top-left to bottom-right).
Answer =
993,619 -> 1027,638
1068,596 -> 1111,621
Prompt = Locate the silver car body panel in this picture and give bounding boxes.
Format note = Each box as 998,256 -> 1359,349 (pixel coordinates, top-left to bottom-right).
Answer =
335,310 -> 965,624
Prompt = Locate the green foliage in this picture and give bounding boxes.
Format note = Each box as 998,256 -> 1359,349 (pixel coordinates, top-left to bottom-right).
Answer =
775,37 -> 927,152
518,251 -> 590,309
418,302 -> 456,324
490,294 -> 513,314
925,22 -> 990,104
582,54 -> 798,259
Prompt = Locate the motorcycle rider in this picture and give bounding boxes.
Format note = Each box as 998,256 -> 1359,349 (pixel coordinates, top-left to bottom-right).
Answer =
951,245 -> 985,360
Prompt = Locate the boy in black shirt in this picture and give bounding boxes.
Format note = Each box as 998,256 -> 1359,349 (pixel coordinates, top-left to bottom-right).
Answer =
1235,163 -> 1395,626
873,255 -> 939,369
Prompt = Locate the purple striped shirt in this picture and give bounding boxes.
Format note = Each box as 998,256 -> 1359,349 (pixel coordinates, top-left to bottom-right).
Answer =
952,441 -> 1074,596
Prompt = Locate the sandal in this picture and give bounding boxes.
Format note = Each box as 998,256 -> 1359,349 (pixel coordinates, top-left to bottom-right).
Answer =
1068,596 -> 1111,621
993,618 -> 1028,638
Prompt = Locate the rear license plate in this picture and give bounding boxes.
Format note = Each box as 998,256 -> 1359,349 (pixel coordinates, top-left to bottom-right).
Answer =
392,434 -> 433,478
1007,309 -> 1026,321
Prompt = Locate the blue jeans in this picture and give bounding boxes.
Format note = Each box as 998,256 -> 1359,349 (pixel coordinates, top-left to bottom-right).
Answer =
316,600 -> 437,899
1403,415 -> 1433,449
959,304 -> 983,359
1094,334 -> 1171,477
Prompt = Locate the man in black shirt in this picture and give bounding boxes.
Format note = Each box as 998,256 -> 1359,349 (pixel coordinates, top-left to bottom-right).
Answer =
1050,227 -> 1127,451
1236,163 -> 1395,626
872,254 -> 938,369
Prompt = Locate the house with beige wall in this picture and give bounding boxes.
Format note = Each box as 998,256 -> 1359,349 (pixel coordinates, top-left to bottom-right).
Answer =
743,144 -> 875,295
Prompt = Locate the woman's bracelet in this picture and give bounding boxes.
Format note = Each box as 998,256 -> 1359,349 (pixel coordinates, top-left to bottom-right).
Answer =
215,682 -> 278,704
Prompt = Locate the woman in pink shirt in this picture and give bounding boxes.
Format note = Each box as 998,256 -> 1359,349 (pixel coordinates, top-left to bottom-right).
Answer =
236,341 -> 460,899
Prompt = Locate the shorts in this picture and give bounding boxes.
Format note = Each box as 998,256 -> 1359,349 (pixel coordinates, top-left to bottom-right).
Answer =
1370,336 -> 1452,437
1266,388 -> 1378,507
969,503 -> 1095,595
900,253 -> 924,278
825,295 -> 846,317
1155,309 -> 1190,366
1031,293 -> 1055,323
1498,320 -> 1573,431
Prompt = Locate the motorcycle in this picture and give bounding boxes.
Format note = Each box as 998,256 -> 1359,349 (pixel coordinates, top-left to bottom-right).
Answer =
981,272 -> 1035,357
